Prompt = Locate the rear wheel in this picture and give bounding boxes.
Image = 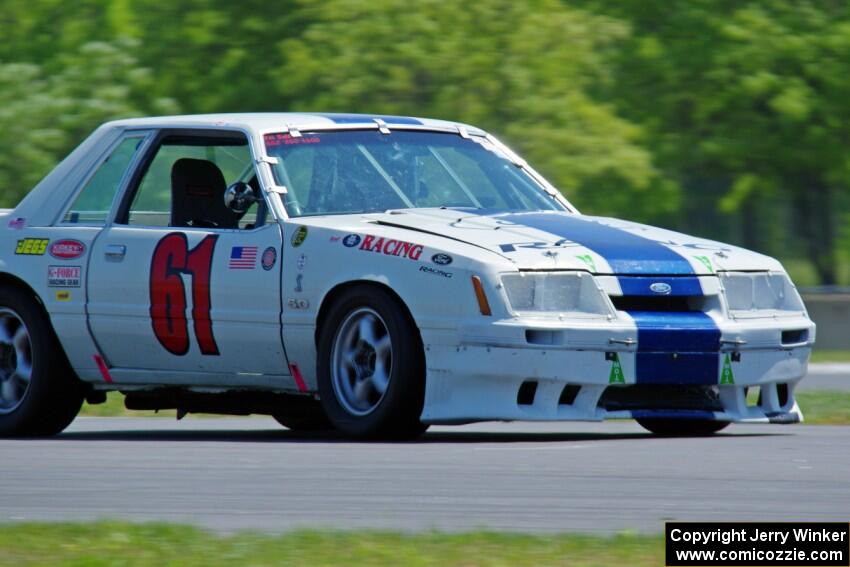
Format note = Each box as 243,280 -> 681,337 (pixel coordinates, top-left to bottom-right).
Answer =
317,285 -> 427,440
636,418 -> 730,436
0,285 -> 83,436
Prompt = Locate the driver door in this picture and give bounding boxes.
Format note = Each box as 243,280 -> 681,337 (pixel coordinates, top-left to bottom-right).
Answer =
86,130 -> 291,383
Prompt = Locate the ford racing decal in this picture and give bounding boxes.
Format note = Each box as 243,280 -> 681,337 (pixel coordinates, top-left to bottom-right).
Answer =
341,234 -> 424,260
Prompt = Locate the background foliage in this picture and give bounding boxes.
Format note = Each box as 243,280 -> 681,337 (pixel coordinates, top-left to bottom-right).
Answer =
1,0 -> 847,284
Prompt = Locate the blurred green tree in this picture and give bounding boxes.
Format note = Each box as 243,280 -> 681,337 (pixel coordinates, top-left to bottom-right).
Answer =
581,0 -> 850,284
0,39 -> 178,206
274,0 -> 666,221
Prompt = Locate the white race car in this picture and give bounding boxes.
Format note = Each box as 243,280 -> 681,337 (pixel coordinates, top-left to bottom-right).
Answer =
0,113 -> 815,438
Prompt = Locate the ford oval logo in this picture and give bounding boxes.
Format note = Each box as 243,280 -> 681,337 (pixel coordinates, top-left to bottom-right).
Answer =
432,253 -> 453,266
342,234 -> 361,247
650,282 -> 672,295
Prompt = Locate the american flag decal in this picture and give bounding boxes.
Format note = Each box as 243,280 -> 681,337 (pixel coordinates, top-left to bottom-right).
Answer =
229,246 -> 258,269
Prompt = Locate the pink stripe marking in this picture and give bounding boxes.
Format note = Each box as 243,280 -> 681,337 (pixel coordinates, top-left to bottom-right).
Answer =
289,363 -> 308,392
93,354 -> 113,384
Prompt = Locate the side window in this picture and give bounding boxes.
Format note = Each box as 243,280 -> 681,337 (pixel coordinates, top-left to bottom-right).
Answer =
63,136 -> 144,224
125,135 -> 265,229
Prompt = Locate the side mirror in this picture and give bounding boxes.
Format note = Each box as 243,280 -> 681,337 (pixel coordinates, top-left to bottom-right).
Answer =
224,182 -> 257,214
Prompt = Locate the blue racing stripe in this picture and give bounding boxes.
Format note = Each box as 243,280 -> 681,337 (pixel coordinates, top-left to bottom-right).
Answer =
628,312 -> 720,352
629,311 -> 720,385
313,113 -> 423,125
496,212 -> 694,275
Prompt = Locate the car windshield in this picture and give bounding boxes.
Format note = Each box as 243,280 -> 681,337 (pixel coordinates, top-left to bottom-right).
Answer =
264,130 -> 565,217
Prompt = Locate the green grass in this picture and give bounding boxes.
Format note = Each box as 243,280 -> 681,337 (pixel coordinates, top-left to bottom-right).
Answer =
796,391 -> 850,425
80,392 -> 173,418
810,350 -> 850,363
0,523 -> 662,566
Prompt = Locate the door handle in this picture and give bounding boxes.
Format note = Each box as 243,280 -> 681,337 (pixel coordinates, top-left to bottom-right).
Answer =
105,244 -> 126,259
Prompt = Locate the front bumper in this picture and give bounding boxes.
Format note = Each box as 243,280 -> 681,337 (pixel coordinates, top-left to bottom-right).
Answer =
419,315 -> 814,425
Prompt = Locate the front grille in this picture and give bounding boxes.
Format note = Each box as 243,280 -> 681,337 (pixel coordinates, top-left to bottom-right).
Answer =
610,295 -> 702,312
598,384 -> 723,412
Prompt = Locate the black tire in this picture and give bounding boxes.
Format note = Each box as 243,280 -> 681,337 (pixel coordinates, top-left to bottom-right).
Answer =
0,285 -> 83,436
636,418 -> 730,436
273,396 -> 332,431
317,285 -> 428,440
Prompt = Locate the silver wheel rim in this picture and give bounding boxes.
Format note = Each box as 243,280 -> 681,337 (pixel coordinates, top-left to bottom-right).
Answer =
0,308 -> 32,414
331,307 -> 392,416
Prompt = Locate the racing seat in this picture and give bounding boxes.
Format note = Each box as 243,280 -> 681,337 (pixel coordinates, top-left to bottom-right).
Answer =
170,158 -> 239,229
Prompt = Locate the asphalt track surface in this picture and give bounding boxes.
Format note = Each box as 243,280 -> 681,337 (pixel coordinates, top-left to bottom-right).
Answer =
1,415 -> 848,534
801,363 -> 850,391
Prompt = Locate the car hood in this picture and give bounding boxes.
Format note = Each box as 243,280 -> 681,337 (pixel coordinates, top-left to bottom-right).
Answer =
361,209 -> 783,274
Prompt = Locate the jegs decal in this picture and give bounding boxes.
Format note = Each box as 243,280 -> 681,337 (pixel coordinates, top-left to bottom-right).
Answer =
149,233 -> 219,356
15,238 -> 49,256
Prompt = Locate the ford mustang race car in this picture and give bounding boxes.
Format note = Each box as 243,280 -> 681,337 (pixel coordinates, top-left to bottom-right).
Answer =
0,113 -> 815,438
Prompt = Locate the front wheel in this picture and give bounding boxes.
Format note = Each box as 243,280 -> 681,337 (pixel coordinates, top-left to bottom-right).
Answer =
636,417 -> 730,436
317,285 -> 427,440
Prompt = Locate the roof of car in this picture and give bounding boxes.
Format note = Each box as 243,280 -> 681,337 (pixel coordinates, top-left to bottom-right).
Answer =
105,113 -> 486,135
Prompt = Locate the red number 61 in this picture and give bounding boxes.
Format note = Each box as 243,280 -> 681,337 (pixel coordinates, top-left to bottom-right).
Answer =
149,233 -> 219,356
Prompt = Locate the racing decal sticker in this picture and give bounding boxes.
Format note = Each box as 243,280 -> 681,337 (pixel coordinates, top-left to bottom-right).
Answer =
287,298 -> 309,309
576,254 -> 597,272
329,235 -> 341,243
93,354 -> 113,384
261,247 -> 277,271
15,238 -> 49,256
694,255 -> 714,273
432,253 -> 453,266
342,234 -> 361,247
288,363 -> 309,393
265,133 -> 321,146
47,266 -> 81,287
55,290 -> 72,302
297,254 -> 307,270
608,352 -> 625,384
720,354 -> 735,385
49,239 -> 86,260
229,246 -> 257,270
294,274 -> 304,292
150,233 -> 219,356
7,218 -> 25,230
352,234 -> 423,260
420,266 -> 452,279
291,226 -> 308,247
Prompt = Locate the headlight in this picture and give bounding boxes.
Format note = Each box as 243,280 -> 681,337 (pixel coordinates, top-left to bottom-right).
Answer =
719,272 -> 806,318
501,272 -> 612,318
